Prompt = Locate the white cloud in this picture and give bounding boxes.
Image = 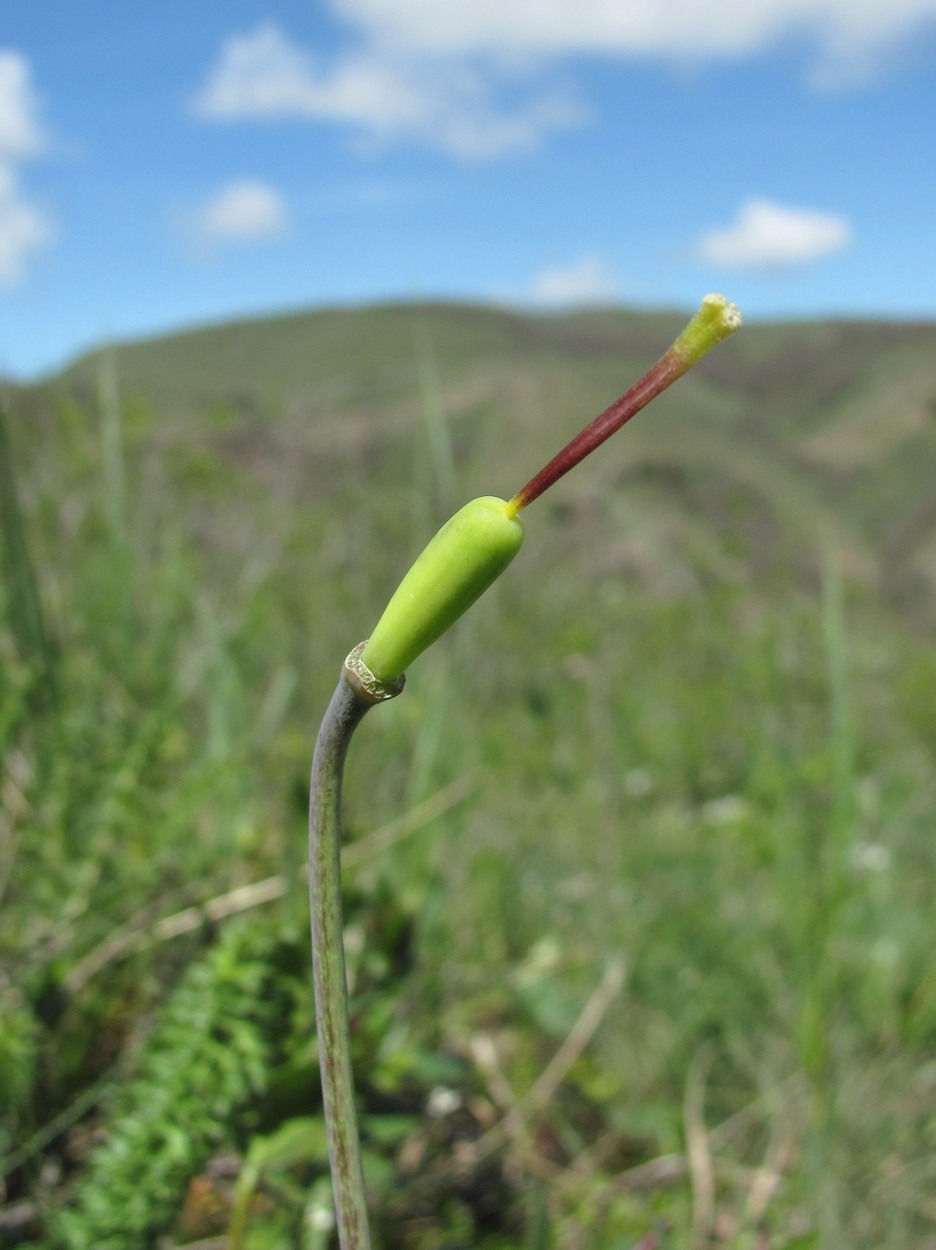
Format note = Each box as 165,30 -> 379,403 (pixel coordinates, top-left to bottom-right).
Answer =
192,1 -> 936,160
193,24 -> 440,132
333,0 -> 936,75
191,23 -> 582,159
194,24 -> 342,120
0,50 -> 52,287
531,254 -> 618,305
0,50 -> 46,159
0,165 -> 53,285
191,180 -> 290,246
695,199 -> 852,268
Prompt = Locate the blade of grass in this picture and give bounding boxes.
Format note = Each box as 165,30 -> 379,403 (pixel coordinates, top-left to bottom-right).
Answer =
96,345 -> 133,648
0,399 -> 56,704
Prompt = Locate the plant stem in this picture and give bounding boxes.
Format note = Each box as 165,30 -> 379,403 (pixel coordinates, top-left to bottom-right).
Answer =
505,293 -> 741,516
308,646 -> 403,1249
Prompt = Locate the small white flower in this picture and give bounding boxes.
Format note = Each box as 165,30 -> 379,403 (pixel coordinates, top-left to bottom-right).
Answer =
427,1086 -> 462,1118
305,1202 -> 335,1233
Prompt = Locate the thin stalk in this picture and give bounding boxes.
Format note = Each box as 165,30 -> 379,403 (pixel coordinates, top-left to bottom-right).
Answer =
506,349 -> 689,514
308,294 -> 741,1241
308,646 -> 403,1250
97,344 -> 128,560
505,293 -> 740,516
96,346 -> 133,653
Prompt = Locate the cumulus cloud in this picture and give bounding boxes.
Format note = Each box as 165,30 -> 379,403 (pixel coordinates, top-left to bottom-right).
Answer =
0,50 -> 53,287
695,199 -> 852,268
0,165 -> 53,284
193,24 -> 451,136
531,254 -> 618,305
191,22 -> 582,159
192,1 -> 936,159
332,0 -> 936,76
193,24 -> 346,120
0,51 -> 46,159
190,180 -> 290,248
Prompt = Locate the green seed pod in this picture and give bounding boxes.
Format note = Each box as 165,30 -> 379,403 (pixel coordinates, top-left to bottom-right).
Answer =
361,496 -> 524,683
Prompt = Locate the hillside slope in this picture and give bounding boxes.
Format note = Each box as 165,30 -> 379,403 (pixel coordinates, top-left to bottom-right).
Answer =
11,300 -> 936,627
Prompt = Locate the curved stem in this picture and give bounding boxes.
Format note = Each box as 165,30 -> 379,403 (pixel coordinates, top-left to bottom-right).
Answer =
308,650 -> 403,1250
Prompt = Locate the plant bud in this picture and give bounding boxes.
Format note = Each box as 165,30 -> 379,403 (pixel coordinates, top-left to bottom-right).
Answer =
361,497 -> 524,682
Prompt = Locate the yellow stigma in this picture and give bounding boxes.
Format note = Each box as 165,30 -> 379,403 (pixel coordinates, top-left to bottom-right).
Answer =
674,293 -> 742,367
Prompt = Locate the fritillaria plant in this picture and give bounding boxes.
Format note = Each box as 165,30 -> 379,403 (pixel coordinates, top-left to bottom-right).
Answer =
308,294 -> 741,1250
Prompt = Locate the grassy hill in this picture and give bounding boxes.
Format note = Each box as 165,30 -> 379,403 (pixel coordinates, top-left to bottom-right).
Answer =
17,300 -> 936,622
2,301 -> 936,1248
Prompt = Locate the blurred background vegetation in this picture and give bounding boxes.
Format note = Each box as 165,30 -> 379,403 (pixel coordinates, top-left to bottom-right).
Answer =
2,301 -> 936,1249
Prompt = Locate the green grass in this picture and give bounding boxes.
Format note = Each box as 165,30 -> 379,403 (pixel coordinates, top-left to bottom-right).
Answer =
1,302 -> 936,1248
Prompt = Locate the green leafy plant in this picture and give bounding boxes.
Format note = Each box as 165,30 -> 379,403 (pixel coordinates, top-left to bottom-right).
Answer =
49,923 -> 292,1250
308,296 -> 742,1249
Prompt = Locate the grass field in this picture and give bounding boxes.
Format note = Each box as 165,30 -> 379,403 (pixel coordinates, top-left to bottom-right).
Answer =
1,301 -> 935,1248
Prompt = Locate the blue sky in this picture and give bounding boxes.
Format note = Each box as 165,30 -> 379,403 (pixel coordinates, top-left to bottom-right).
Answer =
1,0 -> 935,377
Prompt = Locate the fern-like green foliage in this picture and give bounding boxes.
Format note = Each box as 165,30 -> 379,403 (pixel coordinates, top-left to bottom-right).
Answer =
49,923 -> 292,1250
